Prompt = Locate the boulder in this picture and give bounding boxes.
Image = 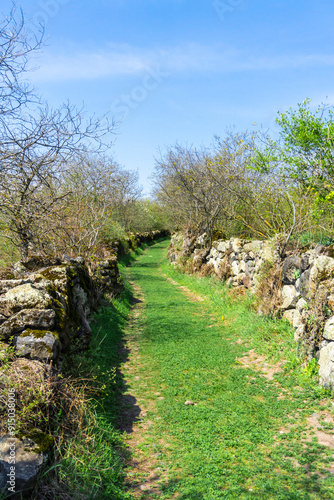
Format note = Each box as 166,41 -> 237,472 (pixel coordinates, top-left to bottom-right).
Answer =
319,342 -> 334,387
323,316 -> 334,341
0,285 -> 52,317
15,330 -> 60,361
207,248 -> 219,260
281,285 -> 298,310
282,256 -> 301,284
214,241 -> 229,254
309,256 -> 334,292
0,434 -> 48,498
0,280 -> 32,295
245,261 -> 255,275
12,262 -> 28,278
0,309 -> 56,340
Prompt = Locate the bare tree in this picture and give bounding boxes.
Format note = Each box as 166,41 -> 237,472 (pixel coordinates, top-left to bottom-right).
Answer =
52,153 -> 140,256
0,103 -> 113,259
0,3 -> 43,117
153,144 -> 226,243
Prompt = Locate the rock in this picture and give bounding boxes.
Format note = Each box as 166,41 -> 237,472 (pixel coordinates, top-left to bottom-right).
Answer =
184,400 -> 195,405
208,257 -> 225,274
231,261 -> 240,276
15,330 -> 60,361
327,295 -> 334,311
207,248 -> 219,260
261,241 -> 274,262
236,273 -> 246,285
320,340 -> 330,350
281,285 -> 298,310
299,269 -> 310,298
314,244 -> 324,255
309,256 -> 334,292
295,278 -> 301,292
283,309 -> 296,324
319,342 -> 334,387
12,262 -> 28,278
0,309 -> 56,340
282,256 -> 301,284
300,254 -> 310,272
195,233 -> 210,248
215,241 -> 229,253
243,241 -> 263,254
0,434 -> 47,498
0,280 -> 32,295
231,238 -> 243,254
0,285 -> 52,316
294,325 -> 305,341
100,258 -> 117,269
293,309 -> 304,329
243,275 -> 252,288
323,316 -> 334,341
296,298 -> 308,313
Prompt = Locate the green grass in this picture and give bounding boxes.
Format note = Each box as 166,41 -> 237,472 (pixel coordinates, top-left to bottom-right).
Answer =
0,236 -> 19,267
121,239 -> 334,499
40,280 -> 136,499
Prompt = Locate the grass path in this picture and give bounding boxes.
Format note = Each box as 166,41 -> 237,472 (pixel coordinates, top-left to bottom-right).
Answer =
120,240 -> 334,499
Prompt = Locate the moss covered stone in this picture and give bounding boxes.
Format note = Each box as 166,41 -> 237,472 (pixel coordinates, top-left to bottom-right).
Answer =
24,429 -> 54,454
16,329 -> 60,360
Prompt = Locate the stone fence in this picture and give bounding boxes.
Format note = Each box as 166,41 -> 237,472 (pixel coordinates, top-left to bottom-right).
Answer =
169,232 -> 334,389
0,229 -> 168,498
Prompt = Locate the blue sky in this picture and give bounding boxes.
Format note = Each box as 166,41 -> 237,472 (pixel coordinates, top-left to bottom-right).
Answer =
3,0 -> 334,193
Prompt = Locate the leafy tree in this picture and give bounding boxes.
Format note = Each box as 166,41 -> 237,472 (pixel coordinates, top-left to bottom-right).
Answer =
255,99 -> 334,200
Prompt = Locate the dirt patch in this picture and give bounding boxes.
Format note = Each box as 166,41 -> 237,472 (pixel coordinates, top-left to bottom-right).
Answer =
306,411 -> 334,449
164,276 -> 205,302
236,349 -> 285,380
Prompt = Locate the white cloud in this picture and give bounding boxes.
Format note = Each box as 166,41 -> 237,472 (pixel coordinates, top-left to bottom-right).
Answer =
28,42 -> 334,83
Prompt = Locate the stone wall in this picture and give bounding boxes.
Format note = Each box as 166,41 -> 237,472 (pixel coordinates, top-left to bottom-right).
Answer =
0,229 -> 169,498
169,232 -> 334,389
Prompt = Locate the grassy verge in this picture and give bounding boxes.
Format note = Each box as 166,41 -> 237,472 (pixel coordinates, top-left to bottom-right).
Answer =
122,240 -> 334,499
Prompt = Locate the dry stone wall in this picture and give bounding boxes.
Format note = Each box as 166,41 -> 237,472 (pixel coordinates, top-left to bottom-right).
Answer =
169,232 -> 334,389
0,229 -> 168,498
